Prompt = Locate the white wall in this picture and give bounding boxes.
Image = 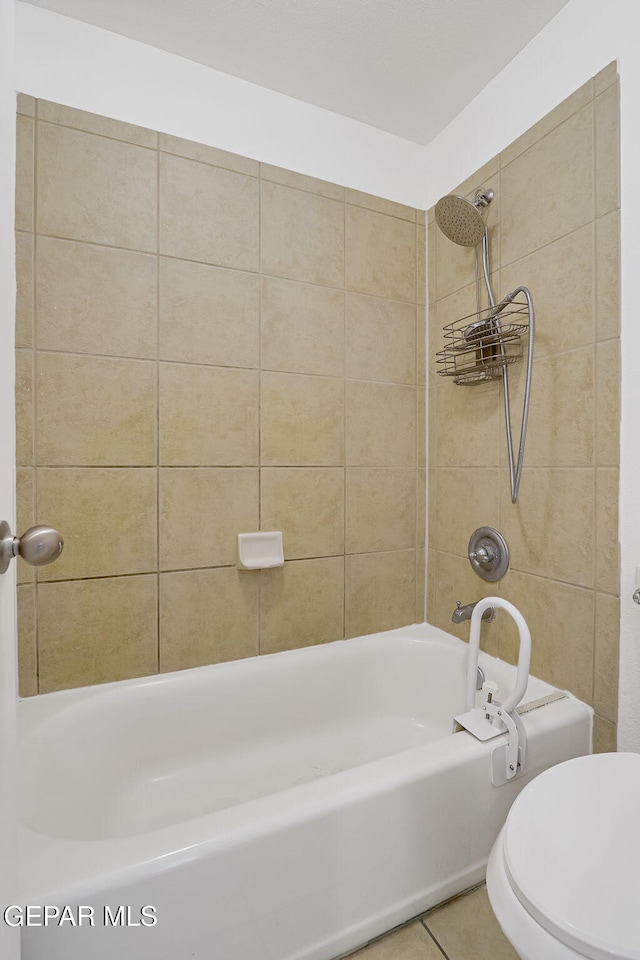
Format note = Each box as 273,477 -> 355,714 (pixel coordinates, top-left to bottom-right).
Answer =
423,0 -> 640,751
14,2 -> 425,208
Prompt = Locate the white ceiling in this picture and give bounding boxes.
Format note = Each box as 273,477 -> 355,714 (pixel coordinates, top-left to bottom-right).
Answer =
22,0 -> 572,144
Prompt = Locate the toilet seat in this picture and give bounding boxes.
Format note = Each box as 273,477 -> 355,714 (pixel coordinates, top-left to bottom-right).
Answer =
496,752 -> 640,960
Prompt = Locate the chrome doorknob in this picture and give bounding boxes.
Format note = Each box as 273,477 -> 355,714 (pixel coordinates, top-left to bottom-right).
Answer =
0,520 -> 64,574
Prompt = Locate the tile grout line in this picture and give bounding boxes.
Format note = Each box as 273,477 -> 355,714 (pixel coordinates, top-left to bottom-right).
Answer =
27,347 -> 420,388
29,231 -> 419,304
31,107 -> 418,223
419,919 -> 453,960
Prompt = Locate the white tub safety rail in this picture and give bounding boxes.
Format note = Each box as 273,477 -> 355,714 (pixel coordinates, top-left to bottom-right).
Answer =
453,597 -> 532,786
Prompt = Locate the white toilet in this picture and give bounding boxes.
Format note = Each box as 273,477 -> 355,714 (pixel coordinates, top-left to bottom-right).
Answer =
486,751 -> 640,960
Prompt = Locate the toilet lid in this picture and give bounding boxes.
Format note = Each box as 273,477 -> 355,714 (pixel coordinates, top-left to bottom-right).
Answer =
503,753 -> 640,960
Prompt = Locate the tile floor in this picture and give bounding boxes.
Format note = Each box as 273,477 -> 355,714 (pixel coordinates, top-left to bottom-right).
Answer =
349,884 -> 520,960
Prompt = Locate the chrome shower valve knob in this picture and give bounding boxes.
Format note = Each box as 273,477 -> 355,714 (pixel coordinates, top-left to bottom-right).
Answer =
468,527 -> 510,582
0,520 -> 64,574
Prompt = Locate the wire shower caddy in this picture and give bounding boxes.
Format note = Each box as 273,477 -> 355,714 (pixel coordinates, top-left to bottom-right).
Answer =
435,290 -> 532,386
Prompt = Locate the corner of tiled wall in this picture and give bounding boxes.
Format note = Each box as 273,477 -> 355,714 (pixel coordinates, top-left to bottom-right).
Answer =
14,95 -> 427,694
426,61 -> 620,749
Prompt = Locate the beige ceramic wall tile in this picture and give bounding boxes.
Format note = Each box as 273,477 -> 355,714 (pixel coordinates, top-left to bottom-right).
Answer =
500,104 -> 593,266
346,205 -> 416,302
594,61 -> 618,96
17,584 -> 37,697
38,100 -> 157,148
516,347 -> 594,467
596,339 -> 620,466
160,567 -> 259,671
159,132 -> 258,176
346,381 -> 415,466
15,349 -> 33,467
426,548 -> 436,624
159,153 -> 259,270
261,276 -> 344,377
37,468 -> 157,581
500,80 -> 593,168
428,305 -> 439,380
159,467 -> 258,570
15,116 -> 34,232
596,468 -> 620,595
351,920 -> 442,959
416,224 -> 426,306
36,237 -> 157,358
594,593 -> 619,724
260,467 -> 344,560
432,550 -> 499,651
428,373 -> 437,468
36,353 -> 157,466
417,210 -> 426,226
435,468 -> 500,557
159,258 -> 260,368
260,163 -> 343,201
417,305 -> 426,385
37,123 -> 157,250
425,886 -> 520,960
596,211 -> 620,342
500,224 -> 594,358
434,377 -> 500,468
416,548 -> 426,622
261,181 -> 344,287
38,575 -> 158,692
17,93 -> 35,117
260,557 -> 344,653
435,226 -> 480,304
345,550 -> 416,638
261,372 -> 344,466
15,231 -> 33,349
346,468 -> 416,554
346,294 -> 416,384
427,220 -> 436,305
595,84 -> 620,218
499,469 -> 594,587
434,279 -> 478,330
592,715 -> 617,753
417,468 -> 426,547
497,570 -> 595,704
16,468 -> 34,585
427,468 -> 436,549
417,391 -> 426,468
159,363 -> 259,466
344,187 -> 415,222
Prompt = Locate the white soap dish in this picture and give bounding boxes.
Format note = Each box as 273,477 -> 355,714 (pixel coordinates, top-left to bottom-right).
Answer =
237,532 -> 284,570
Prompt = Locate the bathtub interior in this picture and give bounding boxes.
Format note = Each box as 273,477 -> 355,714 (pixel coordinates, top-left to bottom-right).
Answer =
19,625 -> 557,843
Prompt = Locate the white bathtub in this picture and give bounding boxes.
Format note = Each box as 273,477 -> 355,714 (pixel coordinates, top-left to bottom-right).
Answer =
17,623 -> 591,960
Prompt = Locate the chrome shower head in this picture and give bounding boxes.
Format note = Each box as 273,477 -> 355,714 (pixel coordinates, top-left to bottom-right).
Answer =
435,189 -> 494,246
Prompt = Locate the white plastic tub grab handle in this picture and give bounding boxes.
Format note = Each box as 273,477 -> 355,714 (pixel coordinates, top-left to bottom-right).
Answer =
465,596 -> 531,713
